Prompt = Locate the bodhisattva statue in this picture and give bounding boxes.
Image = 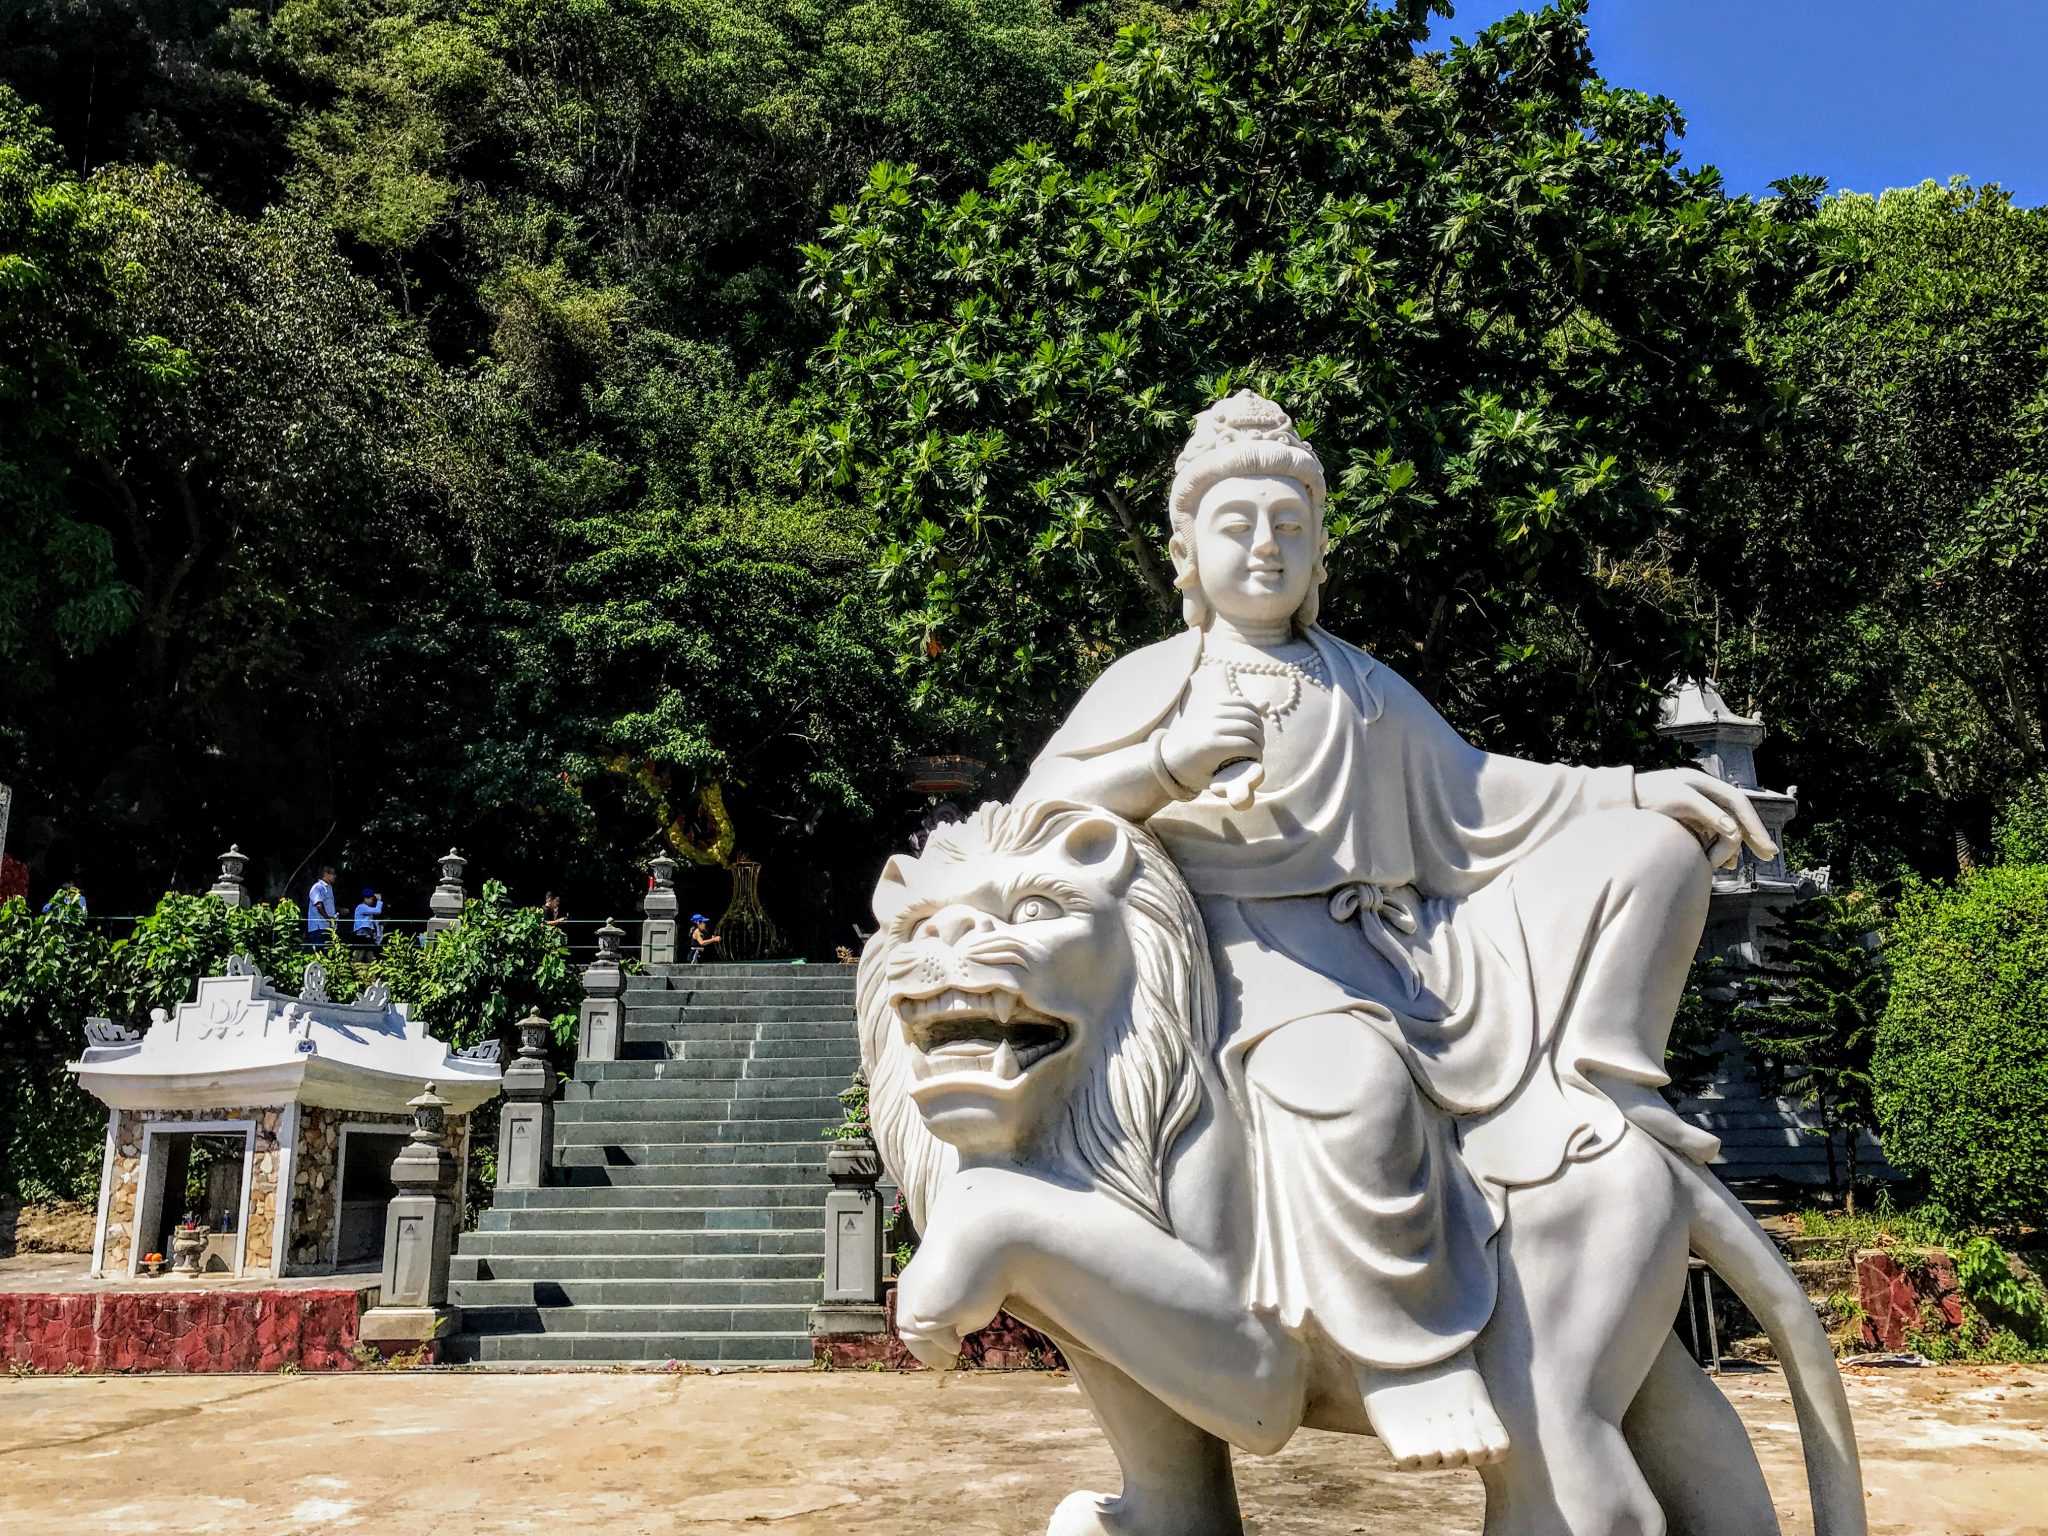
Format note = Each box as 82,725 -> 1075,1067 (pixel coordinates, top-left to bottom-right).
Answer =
859,393 -> 1865,1536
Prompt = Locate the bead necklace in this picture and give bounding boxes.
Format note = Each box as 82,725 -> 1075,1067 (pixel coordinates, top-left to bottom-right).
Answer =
1200,650 -> 1328,721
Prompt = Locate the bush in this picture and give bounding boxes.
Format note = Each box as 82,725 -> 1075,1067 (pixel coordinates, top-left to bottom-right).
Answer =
1874,866 -> 2048,1227
1995,776 -> 2048,866
0,882 -> 583,1204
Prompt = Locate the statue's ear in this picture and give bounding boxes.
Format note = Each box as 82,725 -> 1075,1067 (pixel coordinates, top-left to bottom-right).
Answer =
871,854 -> 919,928
1053,815 -> 1137,892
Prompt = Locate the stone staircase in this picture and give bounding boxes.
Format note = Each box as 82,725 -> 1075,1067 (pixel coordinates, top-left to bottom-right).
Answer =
446,964 -> 859,1365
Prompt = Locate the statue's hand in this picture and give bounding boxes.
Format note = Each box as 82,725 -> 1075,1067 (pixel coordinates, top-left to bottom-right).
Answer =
1161,691 -> 1265,795
1635,767 -> 1778,869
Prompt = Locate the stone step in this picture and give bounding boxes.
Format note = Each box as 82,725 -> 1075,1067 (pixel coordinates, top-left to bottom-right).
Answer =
555,1119 -> 839,1145
549,1163 -> 826,1189
454,1228 -> 822,1260
617,1038 -> 858,1062
456,1277 -> 817,1312
621,1003 -> 856,1023
574,1057 -> 852,1082
554,1096 -> 845,1123
552,1141 -> 825,1167
475,1207 -> 818,1237
632,964 -> 855,981
445,1330 -> 812,1365
619,1021 -> 856,1042
577,1081 -> 856,1105
458,1302 -> 813,1336
491,1183 -> 827,1211
452,1253 -> 821,1284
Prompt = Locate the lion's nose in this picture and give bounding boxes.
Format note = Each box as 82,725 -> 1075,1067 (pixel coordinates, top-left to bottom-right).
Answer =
916,905 -> 995,945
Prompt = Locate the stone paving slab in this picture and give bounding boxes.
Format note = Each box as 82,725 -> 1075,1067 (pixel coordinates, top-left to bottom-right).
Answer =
2,1364 -> 2045,1534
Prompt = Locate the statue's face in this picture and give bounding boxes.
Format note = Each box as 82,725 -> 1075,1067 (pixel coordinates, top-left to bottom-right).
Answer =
1185,475 -> 1318,626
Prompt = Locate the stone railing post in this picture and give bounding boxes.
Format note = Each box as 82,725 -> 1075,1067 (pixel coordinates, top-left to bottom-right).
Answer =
641,853 -> 679,966
360,1082 -> 461,1357
207,844 -> 251,907
426,848 -> 467,937
809,1136 -> 887,1336
496,1012 -> 555,1191
578,918 -> 626,1061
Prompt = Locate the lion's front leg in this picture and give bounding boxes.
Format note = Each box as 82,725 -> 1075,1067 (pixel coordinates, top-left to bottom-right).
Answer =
1043,1348 -> 1244,1536
894,1169 -> 1027,1371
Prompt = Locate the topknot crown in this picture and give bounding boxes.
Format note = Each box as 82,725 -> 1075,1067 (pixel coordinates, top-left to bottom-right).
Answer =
1173,390 -> 1308,476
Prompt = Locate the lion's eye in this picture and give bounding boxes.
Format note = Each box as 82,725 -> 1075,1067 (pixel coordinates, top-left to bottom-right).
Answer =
1008,895 -> 1061,924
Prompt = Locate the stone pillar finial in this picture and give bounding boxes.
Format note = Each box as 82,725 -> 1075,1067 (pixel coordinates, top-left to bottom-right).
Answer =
641,854 -> 681,967
579,922 -> 628,1061
497,1018 -> 555,1192
426,848 -> 467,938
208,843 -> 252,908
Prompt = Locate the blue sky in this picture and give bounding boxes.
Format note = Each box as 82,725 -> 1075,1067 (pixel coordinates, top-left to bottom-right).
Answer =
1430,2 -> 2048,205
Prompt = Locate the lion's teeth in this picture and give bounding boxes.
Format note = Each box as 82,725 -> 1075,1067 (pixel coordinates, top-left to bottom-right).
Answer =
992,992 -> 1015,1024
991,1040 -> 1020,1080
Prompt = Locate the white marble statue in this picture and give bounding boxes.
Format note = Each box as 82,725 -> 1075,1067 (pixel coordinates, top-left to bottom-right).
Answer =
857,394 -> 1866,1535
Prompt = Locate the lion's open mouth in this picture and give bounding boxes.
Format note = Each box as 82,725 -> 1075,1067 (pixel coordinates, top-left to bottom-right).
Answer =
896,987 -> 1069,1080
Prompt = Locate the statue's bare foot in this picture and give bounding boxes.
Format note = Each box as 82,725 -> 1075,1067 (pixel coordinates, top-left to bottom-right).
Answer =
1047,1490 -> 1242,1536
1359,1351 -> 1511,1471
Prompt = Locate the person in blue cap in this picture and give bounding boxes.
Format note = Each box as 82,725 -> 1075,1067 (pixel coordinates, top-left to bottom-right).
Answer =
352,887 -> 384,947
688,913 -> 721,964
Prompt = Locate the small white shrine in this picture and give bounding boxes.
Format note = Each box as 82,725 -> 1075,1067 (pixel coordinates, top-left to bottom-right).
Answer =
69,957 -> 501,1280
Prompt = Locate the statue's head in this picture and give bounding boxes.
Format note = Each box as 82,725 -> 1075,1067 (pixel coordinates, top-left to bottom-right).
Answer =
1167,390 -> 1329,631
858,801 -> 1214,1231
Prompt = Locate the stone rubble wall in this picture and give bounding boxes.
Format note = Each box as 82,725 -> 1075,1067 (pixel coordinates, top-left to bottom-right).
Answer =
100,1107 -> 284,1277
287,1107 -> 466,1274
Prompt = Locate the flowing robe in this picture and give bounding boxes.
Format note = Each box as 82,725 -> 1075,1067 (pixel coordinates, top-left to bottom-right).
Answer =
1019,625 -> 1716,1369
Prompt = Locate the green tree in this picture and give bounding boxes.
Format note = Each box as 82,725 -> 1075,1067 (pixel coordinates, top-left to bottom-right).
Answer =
804,0 -> 1805,764
1875,865 -> 2048,1228
0,91 -> 169,712
1706,182 -> 2048,879
0,897 -> 115,1200
1738,893 -> 1886,1210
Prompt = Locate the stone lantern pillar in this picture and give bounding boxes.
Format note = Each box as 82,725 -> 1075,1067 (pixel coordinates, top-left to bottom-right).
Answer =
578,918 -> 626,1062
207,844 -> 252,907
360,1082 -> 462,1356
496,1012 -> 555,1191
809,1134 -> 887,1337
641,853 -> 679,966
426,848 -> 467,937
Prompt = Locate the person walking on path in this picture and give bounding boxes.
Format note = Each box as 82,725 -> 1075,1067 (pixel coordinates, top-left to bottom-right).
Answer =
353,887 -> 384,947
688,914 -> 721,965
307,865 -> 338,950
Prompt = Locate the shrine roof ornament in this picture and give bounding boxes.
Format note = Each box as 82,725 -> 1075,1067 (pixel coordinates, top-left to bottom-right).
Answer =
69,956 -> 501,1114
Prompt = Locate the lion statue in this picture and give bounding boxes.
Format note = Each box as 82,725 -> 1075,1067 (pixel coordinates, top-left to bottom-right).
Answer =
858,799 -> 1865,1536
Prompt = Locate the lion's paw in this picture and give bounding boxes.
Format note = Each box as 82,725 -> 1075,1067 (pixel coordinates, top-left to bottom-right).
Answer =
1046,1491 -> 1121,1536
1046,1491 -> 1243,1536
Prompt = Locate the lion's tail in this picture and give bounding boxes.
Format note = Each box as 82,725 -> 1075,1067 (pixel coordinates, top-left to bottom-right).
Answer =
1682,1163 -> 1868,1536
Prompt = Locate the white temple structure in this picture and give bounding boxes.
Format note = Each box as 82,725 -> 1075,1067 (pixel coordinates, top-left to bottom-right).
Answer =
69,958 -> 501,1280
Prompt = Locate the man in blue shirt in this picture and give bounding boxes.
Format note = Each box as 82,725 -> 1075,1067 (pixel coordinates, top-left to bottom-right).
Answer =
353,887 -> 384,947
307,866 -> 338,949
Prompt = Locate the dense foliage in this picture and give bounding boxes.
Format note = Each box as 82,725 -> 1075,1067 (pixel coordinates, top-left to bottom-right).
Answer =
0,887 -> 581,1202
1,1 -> 1153,945
1,0 -> 2044,940
1874,864 -> 2048,1228
807,0 -> 1814,766
1707,182 -> 2048,875
1738,893 -> 1886,1207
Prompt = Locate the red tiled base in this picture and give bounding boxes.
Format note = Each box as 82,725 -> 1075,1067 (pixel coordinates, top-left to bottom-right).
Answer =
0,1289 -> 370,1373
813,1291 -> 1065,1370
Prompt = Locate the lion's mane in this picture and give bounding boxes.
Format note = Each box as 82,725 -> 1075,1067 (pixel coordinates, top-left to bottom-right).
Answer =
857,800 -> 1216,1234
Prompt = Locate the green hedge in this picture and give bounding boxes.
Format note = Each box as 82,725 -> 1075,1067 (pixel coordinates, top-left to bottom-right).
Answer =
1874,865 -> 2048,1227
0,882 -> 581,1203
